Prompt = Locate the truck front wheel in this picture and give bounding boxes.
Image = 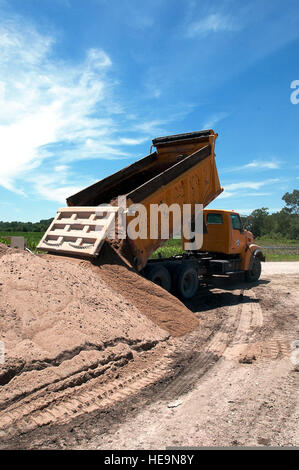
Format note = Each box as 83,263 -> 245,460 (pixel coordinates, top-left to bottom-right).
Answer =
245,256 -> 262,282
144,264 -> 172,292
175,264 -> 199,299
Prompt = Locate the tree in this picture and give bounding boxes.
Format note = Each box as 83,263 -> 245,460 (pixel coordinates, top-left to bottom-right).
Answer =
246,208 -> 269,238
0,218 -> 53,232
282,189 -> 299,215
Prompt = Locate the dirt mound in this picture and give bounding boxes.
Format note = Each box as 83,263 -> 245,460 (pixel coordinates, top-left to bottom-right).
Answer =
0,245 -> 197,445
92,243 -> 199,337
0,242 -> 9,258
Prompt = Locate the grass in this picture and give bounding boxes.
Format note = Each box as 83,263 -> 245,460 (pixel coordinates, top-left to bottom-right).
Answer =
255,237 -> 299,246
1,231 -> 299,262
151,237 -> 299,262
0,232 -> 44,252
261,248 -> 299,262
151,238 -> 183,259
255,237 -> 299,261
263,252 -> 299,261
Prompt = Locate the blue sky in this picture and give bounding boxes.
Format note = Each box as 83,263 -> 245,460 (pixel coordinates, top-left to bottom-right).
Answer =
0,0 -> 299,222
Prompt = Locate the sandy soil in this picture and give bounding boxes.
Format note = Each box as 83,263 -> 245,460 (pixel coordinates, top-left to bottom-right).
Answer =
0,253 -> 298,449
90,276 -> 298,449
0,243 -> 197,447
82,267 -> 299,449
261,261 -> 299,275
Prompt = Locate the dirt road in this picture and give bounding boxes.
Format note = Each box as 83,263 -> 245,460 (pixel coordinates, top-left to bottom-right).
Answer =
1,262 -> 298,449
84,264 -> 299,449
261,261 -> 299,275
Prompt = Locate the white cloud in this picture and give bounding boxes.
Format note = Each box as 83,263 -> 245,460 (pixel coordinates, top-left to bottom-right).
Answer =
0,18 -> 140,197
243,192 -> 271,197
218,190 -> 272,200
203,112 -> 229,129
187,13 -> 239,37
86,48 -> 112,68
133,104 -> 197,136
244,160 -> 280,169
223,159 -> 282,173
32,171 -> 91,204
217,178 -> 279,200
232,208 -> 256,215
35,182 -> 84,204
54,165 -> 69,172
224,178 -> 279,191
217,191 -> 234,199
232,207 -> 282,215
118,137 -> 148,146
0,16 -> 197,202
152,89 -> 162,99
134,120 -> 167,134
143,74 -> 163,100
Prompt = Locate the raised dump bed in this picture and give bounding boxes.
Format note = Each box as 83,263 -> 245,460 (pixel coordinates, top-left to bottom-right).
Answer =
38,130 -> 223,269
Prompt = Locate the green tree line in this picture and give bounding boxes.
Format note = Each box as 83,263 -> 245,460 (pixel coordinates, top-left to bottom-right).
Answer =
241,189 -> 299,240
0,218 -> 53,233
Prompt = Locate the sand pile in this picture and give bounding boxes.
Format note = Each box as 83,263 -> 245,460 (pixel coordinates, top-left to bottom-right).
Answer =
93,243 -> 198,337
0,245 -> 198,444
0,242 -> 9,258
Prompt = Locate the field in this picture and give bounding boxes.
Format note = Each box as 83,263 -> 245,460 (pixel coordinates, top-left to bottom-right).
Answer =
0,232 -> 43,252
1,231 -> 298,261
151,237 -> 299,261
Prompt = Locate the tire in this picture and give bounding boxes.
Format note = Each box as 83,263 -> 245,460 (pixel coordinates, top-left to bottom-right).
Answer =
174,264 -> 199,299
245,256 -> 262,282
144,264 -> 172,292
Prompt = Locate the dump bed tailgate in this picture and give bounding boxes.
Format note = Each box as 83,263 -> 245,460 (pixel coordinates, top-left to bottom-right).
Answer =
37,206 -> 118,257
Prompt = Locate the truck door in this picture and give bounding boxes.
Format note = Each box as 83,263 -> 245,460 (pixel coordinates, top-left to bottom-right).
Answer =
230,213 -> 246,253
203,212 -> 227,253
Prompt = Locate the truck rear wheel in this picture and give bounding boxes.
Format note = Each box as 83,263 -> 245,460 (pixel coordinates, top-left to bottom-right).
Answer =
144,264 -> 172,292
245,256 -> 262,282
175,264 -> 199,299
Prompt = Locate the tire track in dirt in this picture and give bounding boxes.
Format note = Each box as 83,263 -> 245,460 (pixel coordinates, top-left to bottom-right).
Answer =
0,343 -> 174,441
0,287 -> 251,444
231,290 -> 263,344
159,287 -> 269,401
157,289 -> 245,400
224,288 -> 295,364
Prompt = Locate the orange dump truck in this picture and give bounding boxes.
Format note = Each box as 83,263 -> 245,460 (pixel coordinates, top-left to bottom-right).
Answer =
38,130 -> 264,299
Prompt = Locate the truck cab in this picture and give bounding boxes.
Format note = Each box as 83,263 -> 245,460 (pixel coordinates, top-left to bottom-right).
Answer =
201,209 -> 265,276
144,208 -> 265,300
